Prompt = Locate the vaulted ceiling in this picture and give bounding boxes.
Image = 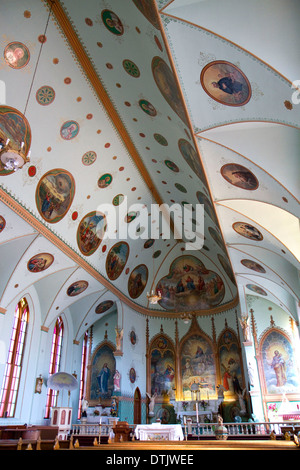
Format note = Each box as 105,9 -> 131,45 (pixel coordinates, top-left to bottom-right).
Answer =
0,0 -> 299,339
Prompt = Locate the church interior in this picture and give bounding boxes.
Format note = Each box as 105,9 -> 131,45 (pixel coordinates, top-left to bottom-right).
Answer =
0,0 -> 299,451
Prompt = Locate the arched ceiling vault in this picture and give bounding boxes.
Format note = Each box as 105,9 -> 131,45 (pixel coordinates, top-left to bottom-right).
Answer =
0,0 -> 299,327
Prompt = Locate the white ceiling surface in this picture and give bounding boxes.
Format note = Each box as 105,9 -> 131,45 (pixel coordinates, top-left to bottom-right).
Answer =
0,0 -> 299,330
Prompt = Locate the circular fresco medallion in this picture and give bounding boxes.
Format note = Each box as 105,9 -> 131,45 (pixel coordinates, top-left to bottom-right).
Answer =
106,241 -> 129,281
4,42 -> 30,69
95,300 -> 114,314
123,59 -> 140,78
128,264 -> 148,299
0,105 -> 31,175
175,182 -> 187,193
112,194 -> 124,206
246,284 -> 267,296
60,120 -> 79,140
129,367 -> 136,384
241,259 -> 266,273
221,163 -> 258,190
77,211 -> 107,256
36,169 -> 75,224
0,215 -> 6,232
98,173 -> 112,188
139,99 -> 157,116
165,160 -> 179,172
27,253 -> 54,273
82,150 -> 97,166
178,138 -> 205,183
101,9 -> 124,35
154,133 -> 168,146
125,211 -> 138,223
130,329 -> 137,345
67,280 -> 88,297
233,222 -> 263,241
152,56 -> 188,125
36,86 -> 55,106
144,239 -> 154,249
200,61 -> 251,106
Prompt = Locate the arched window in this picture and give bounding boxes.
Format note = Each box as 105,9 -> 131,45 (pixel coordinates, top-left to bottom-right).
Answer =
0,298 -> 29,417
77,331 -> 88,419
45,316 -> 64,419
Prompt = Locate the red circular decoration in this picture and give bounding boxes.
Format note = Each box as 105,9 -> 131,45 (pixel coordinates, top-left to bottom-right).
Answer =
72,211 -> 78,220
28,166 -> 36,177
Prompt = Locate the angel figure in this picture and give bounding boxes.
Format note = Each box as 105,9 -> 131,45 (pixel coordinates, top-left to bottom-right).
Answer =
146,392 -> 157,415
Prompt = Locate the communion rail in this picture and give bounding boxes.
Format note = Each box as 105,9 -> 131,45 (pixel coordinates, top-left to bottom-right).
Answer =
72,421 -> 300,439
186,421 -> 300,438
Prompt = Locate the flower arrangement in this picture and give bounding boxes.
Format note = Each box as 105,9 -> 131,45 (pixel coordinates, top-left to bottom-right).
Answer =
268,403 -> 278,414
200,400 -> 209,410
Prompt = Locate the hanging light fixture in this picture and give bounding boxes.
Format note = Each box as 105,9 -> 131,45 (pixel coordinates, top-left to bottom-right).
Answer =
0,1 -> 54,172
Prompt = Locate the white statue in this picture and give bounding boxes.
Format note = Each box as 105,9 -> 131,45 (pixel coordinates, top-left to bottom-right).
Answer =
146,392 -> 157,416
239,314 -> 250,342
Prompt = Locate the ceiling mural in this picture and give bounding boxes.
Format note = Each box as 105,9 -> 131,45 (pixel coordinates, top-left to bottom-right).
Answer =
0,0 -> 299,327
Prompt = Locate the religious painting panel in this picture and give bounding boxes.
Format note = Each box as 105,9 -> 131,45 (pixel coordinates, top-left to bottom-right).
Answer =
150,336 -> 175,398
89,343 -> 116,404
260,329 -> 300,395
218,329 -> 244,397
181,334 -> 216,400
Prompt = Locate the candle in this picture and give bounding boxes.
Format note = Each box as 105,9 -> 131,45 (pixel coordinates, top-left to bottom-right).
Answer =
183,416 -> 186,424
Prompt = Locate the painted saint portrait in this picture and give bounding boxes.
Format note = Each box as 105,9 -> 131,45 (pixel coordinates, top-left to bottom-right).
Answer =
181,334 -> 216,399
221,164 -> 258,190
98,173 -> 112,189
112,194 -> 124,206
178,139 -> 206,183
130,329 -> 137,345
60,120 -> 79,140
36,169 -> 75,223
261,330 -> 300,394
0,106 -> 31,175
241,259 -> 266,273
95,300 -> 114,314
246,284 -> 267,296
156,255 -> 225,312
151,348 -> 175,397
152,56 -> 188,125
77,211 -> 107,256
106,242 -> 129,281
139,99 -> 157,116
101,9 -> 124,35
132,0 -> 160,29
67,280 -> 88,297
90,344 -> 116,401
200,61 -> 251,106
128,264 -> 148,299
165,160 -> 179,172
27,253 -> 54,273
219,330 -> 243,396
4,42 -> 30,69
129,367 -> 136,384
0,215 -> 6,232
233,222 -> 263,241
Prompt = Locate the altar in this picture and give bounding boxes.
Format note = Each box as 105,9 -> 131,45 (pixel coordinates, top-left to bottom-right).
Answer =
135,423 -> 184,441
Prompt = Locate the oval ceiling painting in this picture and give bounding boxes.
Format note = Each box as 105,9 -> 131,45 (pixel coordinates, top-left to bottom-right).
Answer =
178,139 -> 206,183
246,284 -> 267,296
221,163 -> 258,190
241,259 -> 266,273
106,241 -> 129,281
0,215 -> 6,232
67,280 -> 89,297
36,169 -> 75,223
152,56 -> 188,125
4,42 -> 30,69
27,253 -> 54,273
233,222 -> 263,241
200,61 -> 251,106
0,105 -> 31,175
95,300 -> 114,314
156,255 -> 225,312
132,0 -> 160,29
77,211 -> 107,256
101,9 -> 124,35
128,264 -> 148,299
